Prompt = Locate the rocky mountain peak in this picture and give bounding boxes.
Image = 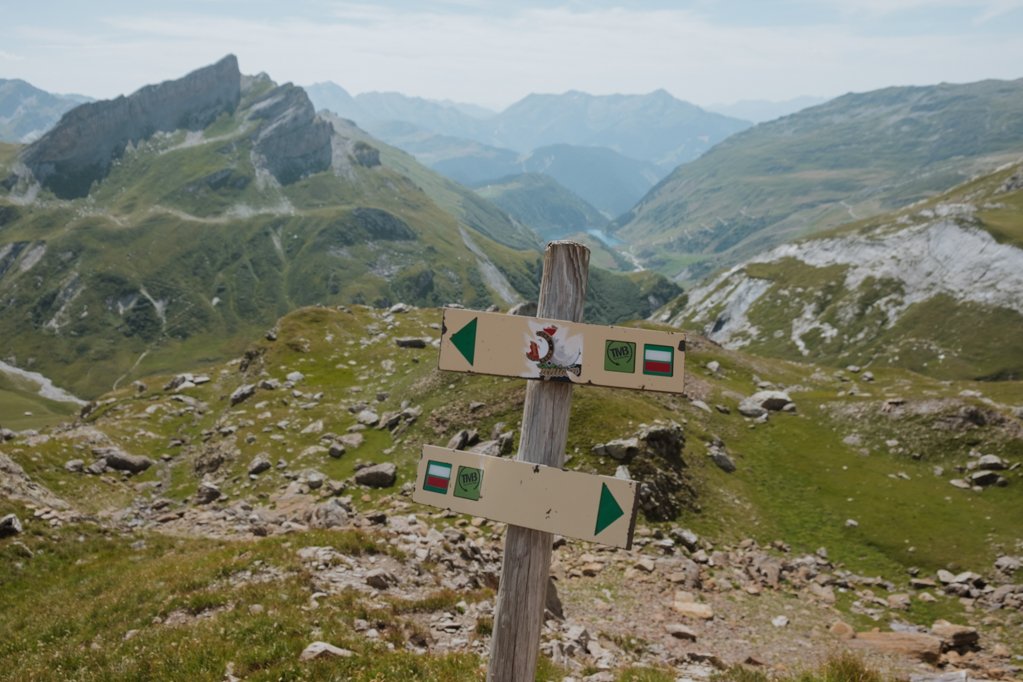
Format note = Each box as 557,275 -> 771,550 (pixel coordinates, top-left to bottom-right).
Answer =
19,54 -> 242,198
247,82 -> 333,184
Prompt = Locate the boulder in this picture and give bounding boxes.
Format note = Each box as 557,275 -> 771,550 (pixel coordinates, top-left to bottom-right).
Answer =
969,470 -> 1000,486
395,337 -> 429,349
592,437 -> 641,461
286,371 -> 305,384
229,384 -> 256,406
354,463 -> 397,488
508,301 -> 537,316
248,456 -> 271,475
196,481 -> 221,504
666,623 -> 698,641
328,443 -> 346,459
94,447 -> 153,474
299,642 -> 353,661
355,410 -> 379,426
741,390 -> 793,414
365,568 -> 398,590
0,513 -> 23,538
708,447 -> 736,473
930,620 -> 979,651
64,459 -> 85,473
977,454 -> 1007,470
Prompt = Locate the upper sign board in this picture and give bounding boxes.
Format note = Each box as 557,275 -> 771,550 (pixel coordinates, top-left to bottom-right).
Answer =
413,445 -> 640,549
439,308 -> 685,394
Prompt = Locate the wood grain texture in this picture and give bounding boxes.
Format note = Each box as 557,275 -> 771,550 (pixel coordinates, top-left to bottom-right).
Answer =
487,241 -> 590,682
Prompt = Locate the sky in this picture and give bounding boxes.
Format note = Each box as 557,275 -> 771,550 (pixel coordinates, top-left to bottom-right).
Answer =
2,0 -> 1023,111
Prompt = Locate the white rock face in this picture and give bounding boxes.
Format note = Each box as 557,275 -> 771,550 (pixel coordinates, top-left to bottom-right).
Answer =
679,218 -> 1023,347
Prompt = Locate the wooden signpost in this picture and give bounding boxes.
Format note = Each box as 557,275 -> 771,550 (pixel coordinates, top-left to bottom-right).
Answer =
414,241 -> 686,682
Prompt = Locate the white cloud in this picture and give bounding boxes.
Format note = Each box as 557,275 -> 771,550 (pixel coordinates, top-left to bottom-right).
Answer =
6,4 -> 1023,108
0,50 -> 25,62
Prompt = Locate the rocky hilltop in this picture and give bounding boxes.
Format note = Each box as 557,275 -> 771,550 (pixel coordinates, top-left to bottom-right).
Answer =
248,81 -> 333,184
663,163 -> 1023,381
19,55 -> 242,198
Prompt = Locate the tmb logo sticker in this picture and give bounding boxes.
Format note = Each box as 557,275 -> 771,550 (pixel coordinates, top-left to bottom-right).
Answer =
604,340 -> 636,373
454,465 -> 483,501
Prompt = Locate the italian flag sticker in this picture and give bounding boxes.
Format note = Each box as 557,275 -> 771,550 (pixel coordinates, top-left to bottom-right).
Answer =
643,344 -> 674,377
423,460 -> 453,494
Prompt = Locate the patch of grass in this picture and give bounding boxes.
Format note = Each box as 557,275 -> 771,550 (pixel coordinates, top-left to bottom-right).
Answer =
716,652 -> 884,682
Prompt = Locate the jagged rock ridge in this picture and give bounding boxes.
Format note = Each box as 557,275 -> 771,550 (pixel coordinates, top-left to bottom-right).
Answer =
20,55 -> 243,198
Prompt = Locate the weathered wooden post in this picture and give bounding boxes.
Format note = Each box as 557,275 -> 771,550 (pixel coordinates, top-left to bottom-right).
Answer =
416,240 -> 685,679
487,240 -> 590,682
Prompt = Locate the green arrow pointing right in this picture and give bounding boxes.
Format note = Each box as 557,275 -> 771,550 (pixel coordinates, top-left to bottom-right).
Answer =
594,482 -> 624,536
449,317 -> 477,366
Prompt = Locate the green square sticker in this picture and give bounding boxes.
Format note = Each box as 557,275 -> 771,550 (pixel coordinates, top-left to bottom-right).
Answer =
453,465 -> 483,501
604,340 -> 636,373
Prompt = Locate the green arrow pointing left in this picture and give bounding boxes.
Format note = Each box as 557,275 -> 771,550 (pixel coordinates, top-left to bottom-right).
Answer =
594,483 -> 624,535
450,317 -> 477,366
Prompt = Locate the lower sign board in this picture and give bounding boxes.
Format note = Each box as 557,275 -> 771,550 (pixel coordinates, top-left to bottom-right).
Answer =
440,308 -> 685,394
412,445 -> 640,550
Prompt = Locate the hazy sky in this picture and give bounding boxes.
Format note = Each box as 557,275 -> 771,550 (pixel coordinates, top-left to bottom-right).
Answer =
3,0 -> 1022,110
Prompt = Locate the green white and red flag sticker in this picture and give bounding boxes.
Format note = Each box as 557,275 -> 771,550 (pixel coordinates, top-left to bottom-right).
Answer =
424,460 -> 452,494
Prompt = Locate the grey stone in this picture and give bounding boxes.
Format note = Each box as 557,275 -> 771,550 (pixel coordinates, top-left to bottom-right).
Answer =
354,462 -> 397,488
229,384 -> 256,406
745,390 -> 793,412
328,443 -> 346,459
64,459 -> 85,473
248,456 -> 271,475
303,470 -> 326,490
446,429 -> 470,450
94,447 -> 154,474
468,440 -> 503,457
709,448 -> 736,473
0,513 -> 23,537
196,481 -> 221,504
338,433 -> 364,450
666,623 -> 698,640
365,568 -> 397,589
593,437 -> 641,461
977,454 -> 1007,470
969,470 -> 999,486
286,371 -> 304,384
355,410 -> 379,426
299,642 -> 353,661
394,337 -> 429,349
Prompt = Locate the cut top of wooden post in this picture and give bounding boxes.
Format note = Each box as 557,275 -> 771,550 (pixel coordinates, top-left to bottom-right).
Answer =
440,308 -> 686,394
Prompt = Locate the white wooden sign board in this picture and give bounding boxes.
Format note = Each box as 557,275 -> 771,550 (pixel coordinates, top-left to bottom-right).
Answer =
412,445 -> 640,550
439,308 -> 686,394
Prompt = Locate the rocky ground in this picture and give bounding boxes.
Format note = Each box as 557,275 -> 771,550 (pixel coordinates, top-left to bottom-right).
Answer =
4,444 -> 1021,681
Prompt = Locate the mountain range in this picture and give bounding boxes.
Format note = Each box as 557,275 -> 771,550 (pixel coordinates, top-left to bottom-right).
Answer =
615,77 -> 1023,282
306,82 -> 750,217
0,79 -> 91,144
0,56 -> 678,399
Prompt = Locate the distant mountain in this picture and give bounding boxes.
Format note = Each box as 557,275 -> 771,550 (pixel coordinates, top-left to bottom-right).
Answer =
376,130 -> 664,218
0,79 -> 92,143
307,83 -> 750,170
615,78 -> 1023,282
660,162 -> 1023,381
519,144 -> 662,217
1,58 -> 677,398
473,173 -> 607,241
305,82 -> 487,141
707,96 -> 828,124
489,89 -> 750,169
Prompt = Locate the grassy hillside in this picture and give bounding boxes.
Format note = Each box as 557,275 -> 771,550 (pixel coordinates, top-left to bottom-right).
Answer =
0,73 -> 678,400
669,163 -> 1023,381
2,304 -> 1021,678
616,78 -> 1023,282
473,173 -> 607,241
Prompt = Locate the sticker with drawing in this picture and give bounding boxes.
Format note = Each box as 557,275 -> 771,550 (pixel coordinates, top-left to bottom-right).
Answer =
523,322 -> 583,381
